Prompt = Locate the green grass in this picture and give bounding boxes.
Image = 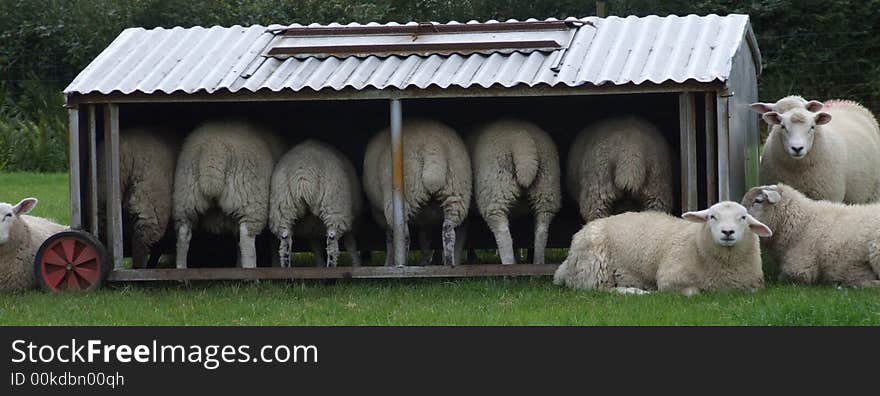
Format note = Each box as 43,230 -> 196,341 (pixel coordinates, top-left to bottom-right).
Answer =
1,172 -> 879,326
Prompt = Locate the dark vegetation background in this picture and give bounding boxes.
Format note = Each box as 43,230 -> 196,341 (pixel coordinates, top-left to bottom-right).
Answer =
1,0 -> 878,171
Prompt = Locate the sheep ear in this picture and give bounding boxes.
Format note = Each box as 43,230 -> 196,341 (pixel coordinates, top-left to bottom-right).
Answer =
815,112 -> 832,125
764,189 -> 781,204
13,198 -> 37,215
746,215 -> 772,237
750,102 -> 774,114
682,209 -> 710,223
805,100 -> 824,112
762,112 -> 783,125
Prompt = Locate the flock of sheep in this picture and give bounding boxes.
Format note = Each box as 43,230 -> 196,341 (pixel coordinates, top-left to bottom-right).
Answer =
1,95 -> 879,295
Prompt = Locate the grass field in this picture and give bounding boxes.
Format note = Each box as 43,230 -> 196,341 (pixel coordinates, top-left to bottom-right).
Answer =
1,172 -> 879,326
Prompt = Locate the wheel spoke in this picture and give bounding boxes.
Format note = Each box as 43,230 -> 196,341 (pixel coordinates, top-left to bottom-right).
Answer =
60,239 -> 76,262
66,271 -> 80,290
42,249 -> 69,267
73,249 -> 97,266
73,265 -> 98,282
44,267 -> 66,288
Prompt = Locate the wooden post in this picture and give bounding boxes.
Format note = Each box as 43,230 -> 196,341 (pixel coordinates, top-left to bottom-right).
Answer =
704,92 -> 717,205
104,103 -> 124,269
68,108 -> 82,229
716,92 -> 731,200
679,92 -> 698,212
390,99 -> 406,267
88,105 -> 99,237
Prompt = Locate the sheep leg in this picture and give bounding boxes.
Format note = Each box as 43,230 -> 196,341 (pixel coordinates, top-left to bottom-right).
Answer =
278,228 -> 292,268
131,232 -> 149,269
384,229 -> 393,267
326,228 -> 339,268
486,214 -> 515,265
441,216 -> 457,266
238,223 -> 257,269
454,223 -> 467,266
175,222 -> 192,269
344,233 -> 362,267
418,228 -> 432,266
309,238 -> 325,267
533,212 -> 554,265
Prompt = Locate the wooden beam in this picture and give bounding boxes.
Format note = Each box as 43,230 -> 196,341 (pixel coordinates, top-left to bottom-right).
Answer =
716,92 -> 731,200
67,108 -> 82,229
107,264 -> 560,282
103,103 -> 124,269
679,92 -> 698,212
704,92 -> 717,205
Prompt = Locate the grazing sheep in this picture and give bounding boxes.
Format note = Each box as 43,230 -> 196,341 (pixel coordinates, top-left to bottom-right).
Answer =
743,184 -> 880,287
756,99 -> 880,203
567,117 -> 673,222
467,119 -> 561,264
363,119 -> 471,266
553,201 -> 771,296
98,127 -> 177,268
270,140 -> 363,268
0,198 -> 66,292
173,119 -> 284,269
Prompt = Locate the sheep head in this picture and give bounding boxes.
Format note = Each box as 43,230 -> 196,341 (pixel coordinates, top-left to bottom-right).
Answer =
683,201 -> 771,247
0,198 -> 38,244
742,185 -> 784,225
762,107 -> 832,159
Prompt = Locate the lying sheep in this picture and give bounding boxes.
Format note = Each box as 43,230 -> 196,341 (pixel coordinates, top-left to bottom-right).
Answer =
270,140 -> 362,267
0,198 -> 66,292
743,184 -> 880,287
98,127 -> 177,268
553,201 -> 771,295
467,119 -> 561,264
363,119 -> 471,266
567,117 -> 673,222
173,119 -> 285,269
756,99 -> 880,203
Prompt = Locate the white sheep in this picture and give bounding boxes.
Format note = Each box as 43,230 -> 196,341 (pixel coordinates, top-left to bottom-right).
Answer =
270,140 -> 362,267
0,198 -> 66,292
743,183 -> 880,287
553,201 -> 771,296
756,99 -> 880,203
467,119 -> 561,264
173,119 -> 285,269
363,119 -> 471,266
98,127 -> 177,268
567,117 -> 673,222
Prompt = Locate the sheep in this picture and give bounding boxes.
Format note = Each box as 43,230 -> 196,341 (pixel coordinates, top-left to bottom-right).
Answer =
467,119 -> 561,264
755,99 -> 880,203
363,119 -> 471,266
0,198 -> 66,292
269,140 -> 363,268
553,201 -> 771,296
173,119 -> 285,269
743,183 -> 880,287
97,127 -> 177,268
567,117 -> 673,222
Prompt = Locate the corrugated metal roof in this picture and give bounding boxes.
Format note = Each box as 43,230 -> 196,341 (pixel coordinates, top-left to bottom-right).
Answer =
64,14 -> 758,97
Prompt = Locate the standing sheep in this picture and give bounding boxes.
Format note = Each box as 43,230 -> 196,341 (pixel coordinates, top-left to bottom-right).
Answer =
98,127 -> 177,268
553,201 -> 771,296
567,117 -> 673,222
467,119 -> 561,264
743,184 -> 880,287
270,140 -> 363,267
173,119 -> 285,269
363,119 -> 471,266
756,99 -> 880,203
0,198 -> 66,292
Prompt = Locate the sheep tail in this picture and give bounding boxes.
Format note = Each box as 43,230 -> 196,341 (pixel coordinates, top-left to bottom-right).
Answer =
613,152 -> 647,194
510,131 -> 539,188
197,144 -> 228,199
421,147 -> 447,194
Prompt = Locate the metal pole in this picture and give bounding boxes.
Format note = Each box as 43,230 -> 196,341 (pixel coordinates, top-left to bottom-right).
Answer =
88,105 -> 99,237
390,99 -> 406,267
67,108 -> 82,230
104,103 -> 124,269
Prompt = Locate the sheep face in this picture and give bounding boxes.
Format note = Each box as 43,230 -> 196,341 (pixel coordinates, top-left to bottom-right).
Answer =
741,185 -> 782,224
762,107 -> 832,159
0,198 -> 37,244
682,201 -> 771,247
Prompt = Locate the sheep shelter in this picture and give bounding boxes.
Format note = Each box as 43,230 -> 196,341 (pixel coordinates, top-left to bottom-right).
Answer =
46,14 -> 762,289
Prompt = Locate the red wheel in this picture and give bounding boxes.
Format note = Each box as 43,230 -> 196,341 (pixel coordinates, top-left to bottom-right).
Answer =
34,231 -> 109,292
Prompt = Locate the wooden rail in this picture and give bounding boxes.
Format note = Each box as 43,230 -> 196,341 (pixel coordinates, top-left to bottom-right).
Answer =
107,264 -> 559,282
